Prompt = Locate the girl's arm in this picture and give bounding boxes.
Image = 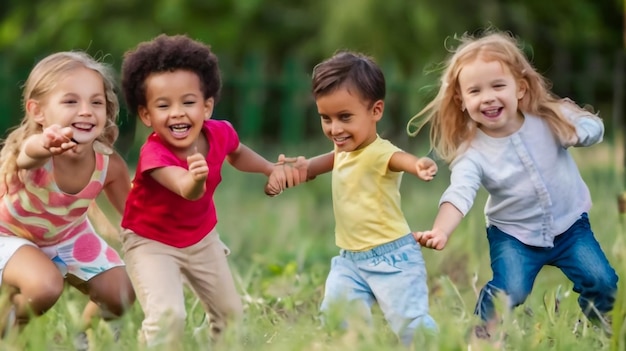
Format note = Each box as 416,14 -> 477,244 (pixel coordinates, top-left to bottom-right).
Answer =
17,125 -> 77,170
388,151 -> 437,181
149,151 -> 208,200
91,151 -> 131,242
102,152 -> 132,215
560,99 -> 604,147
227,143 -> 274,176
87,202 -> 120,241
413,202 -> 463,250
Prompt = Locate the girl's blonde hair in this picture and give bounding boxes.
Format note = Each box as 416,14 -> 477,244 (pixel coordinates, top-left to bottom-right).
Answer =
408,30 -> 583,163
0,51 -> 120,186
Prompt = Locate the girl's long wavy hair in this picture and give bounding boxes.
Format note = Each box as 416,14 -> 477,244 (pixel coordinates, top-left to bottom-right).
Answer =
408,30 -> 583,164
0,51 -> 120,188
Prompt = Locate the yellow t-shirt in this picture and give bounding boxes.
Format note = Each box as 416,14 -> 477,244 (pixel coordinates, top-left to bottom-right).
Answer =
332,136 -> 410,251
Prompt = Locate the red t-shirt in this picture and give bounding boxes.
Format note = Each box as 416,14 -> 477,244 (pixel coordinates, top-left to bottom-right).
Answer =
122,119 -> 239,248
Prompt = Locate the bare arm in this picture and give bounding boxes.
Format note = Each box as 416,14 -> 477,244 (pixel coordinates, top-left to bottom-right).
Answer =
17,125 -> 77,170
87,203 -> 120,241
306,151 -> 334,179
102,152 -> 132,215
89,151 -> 131,242
413,202 -> 463,250
150,151 -> 208,201
388,151 -> 437,181
227,143 -> 274,176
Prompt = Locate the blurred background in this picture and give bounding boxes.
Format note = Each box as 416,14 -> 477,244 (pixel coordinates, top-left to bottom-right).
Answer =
0,0 -> 623,164
0,3 -> 624,349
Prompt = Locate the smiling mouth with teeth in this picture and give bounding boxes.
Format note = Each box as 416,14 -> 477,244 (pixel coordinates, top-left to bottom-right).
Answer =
170,124 -> 191,132
483,108 -> 501,117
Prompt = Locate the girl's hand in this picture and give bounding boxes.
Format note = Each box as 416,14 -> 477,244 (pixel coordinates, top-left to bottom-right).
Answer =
264,154 -> 309,196
413,229 -> 448,250
415,157 -> 437,181
187,152 -> 209,183
42,125 -> 77,155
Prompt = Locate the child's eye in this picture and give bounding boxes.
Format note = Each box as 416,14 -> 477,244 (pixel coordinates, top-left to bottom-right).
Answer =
157,104 -> 168,109
320,115 -> 330,123
339,114 -> 351,121
184,101 -> 196,105
63,99 -> 77,104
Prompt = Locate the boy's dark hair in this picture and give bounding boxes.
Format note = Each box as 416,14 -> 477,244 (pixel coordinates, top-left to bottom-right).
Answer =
311,51 -> 385,104
121,34 -> 221,115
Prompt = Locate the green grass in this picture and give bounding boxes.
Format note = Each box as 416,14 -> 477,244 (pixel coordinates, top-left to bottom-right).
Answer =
2,141 -> 625,350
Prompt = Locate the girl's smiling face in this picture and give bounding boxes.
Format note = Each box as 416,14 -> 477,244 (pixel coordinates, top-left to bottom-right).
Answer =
31,67 -> 108,145
457,57 -> 526,138
138,70 -> 213,155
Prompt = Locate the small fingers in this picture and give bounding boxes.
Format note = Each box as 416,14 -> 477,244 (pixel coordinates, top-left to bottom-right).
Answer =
283,164 -> 295,188
277,154 -> 286,164
264,182 -> 283,197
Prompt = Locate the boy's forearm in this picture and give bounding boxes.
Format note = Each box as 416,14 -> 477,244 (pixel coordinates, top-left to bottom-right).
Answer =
307,152 -> 334,179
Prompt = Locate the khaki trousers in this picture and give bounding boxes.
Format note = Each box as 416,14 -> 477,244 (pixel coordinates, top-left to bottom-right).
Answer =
121,229 -> 242,348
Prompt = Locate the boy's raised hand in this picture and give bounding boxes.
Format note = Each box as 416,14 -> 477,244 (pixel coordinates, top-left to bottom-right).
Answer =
415,157 -> 437,181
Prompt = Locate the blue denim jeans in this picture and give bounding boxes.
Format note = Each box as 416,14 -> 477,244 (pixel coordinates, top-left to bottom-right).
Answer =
320,234 -> 437,345
475,213 -> 618,322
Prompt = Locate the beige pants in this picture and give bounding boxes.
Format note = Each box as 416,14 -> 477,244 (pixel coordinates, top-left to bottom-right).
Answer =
121,229 -> 242,348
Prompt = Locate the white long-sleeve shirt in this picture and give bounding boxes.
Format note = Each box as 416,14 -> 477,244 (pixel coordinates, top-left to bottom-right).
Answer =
440,107 -> 604,247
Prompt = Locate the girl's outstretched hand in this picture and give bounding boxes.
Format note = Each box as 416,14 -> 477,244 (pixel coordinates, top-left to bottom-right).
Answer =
415,157 -> 437,181
42,124 -> 77,155
265,154 -> 309,197
413,229 -> 448,250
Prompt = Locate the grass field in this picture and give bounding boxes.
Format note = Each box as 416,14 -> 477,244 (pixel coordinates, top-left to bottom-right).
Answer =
0,139 -> 624,351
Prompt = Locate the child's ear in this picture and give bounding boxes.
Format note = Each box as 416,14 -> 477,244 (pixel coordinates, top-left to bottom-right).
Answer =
26,99 -> 44,124
138,106 -> 152,127
204,97 -> 214,120
372,99 -> 384,121
517,80 -> 527,100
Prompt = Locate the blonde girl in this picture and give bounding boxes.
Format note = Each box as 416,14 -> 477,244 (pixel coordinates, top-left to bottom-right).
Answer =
409,30 -> 618,338
0,52 -> 135,336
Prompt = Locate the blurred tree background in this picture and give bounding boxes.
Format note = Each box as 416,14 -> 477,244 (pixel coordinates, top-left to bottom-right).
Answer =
0,0 -> 623,160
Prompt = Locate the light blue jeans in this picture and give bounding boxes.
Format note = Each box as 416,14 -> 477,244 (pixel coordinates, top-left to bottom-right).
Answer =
475,213 -> 618,323
320,234 -> 437,345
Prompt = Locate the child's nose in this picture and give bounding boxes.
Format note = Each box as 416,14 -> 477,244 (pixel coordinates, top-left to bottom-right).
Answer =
78,102 -> 93,116
331,122 -> 343,135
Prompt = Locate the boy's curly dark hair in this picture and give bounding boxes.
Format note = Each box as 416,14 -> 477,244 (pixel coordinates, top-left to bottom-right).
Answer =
121,34 -> 221,116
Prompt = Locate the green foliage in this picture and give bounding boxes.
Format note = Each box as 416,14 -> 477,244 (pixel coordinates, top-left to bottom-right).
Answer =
0,0 -> 622,153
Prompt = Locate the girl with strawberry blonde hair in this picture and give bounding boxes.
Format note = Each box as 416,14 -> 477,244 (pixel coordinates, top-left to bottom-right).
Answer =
409,30 -> 618,338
